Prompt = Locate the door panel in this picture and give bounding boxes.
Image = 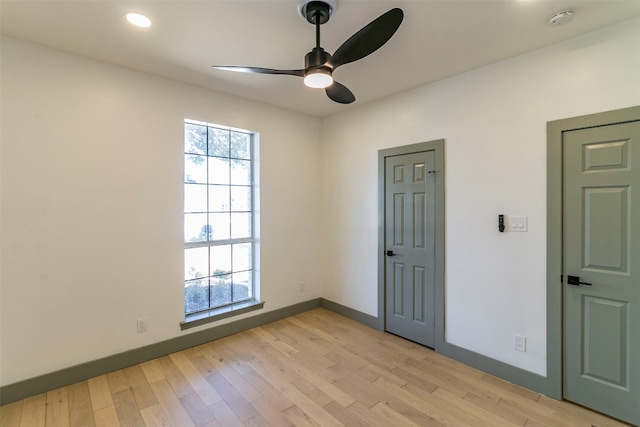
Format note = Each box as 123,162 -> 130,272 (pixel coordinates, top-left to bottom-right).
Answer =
413,266 -> 426,323
393,263 -> 404,315
563,121 -> 640,425
385,150 -> 435,347
583,187 -> 628,272
393,193 -> 404,246
582,296 -> 628,388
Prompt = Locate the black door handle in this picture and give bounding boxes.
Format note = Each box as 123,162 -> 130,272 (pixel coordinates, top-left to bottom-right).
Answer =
386,250 -> 396,257
568,275 -> 592,286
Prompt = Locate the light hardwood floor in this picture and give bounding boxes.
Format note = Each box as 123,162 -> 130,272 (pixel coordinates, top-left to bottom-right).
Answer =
0,308 -> 632,426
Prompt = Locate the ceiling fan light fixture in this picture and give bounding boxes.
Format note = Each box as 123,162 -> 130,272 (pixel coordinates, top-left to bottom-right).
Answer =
304,69 -> 333,88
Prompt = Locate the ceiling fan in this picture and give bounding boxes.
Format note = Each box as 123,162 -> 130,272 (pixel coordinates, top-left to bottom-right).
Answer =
212,0 -> 404,104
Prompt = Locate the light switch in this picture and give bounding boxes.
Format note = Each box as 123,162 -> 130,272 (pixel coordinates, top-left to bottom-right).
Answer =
510,216 -> 528,232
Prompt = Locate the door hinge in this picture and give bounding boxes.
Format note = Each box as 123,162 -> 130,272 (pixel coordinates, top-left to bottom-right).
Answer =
560,275 -> 563,283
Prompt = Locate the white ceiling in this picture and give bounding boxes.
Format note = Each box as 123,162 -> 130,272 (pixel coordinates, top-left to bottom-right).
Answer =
2,0 -> 639,117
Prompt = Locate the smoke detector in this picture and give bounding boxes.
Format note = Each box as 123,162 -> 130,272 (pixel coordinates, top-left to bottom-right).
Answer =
548,10 -> 574,26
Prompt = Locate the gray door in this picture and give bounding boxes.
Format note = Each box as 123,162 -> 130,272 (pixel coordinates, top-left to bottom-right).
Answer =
563,120 -> 640,425
385,150 -> 435,347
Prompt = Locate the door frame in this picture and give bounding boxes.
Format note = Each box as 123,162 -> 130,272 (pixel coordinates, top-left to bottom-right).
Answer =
377,139 -> 445,347
546,105 -> 640,399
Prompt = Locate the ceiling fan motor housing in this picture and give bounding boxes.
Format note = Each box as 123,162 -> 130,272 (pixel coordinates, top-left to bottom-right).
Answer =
305,47 -> 331,69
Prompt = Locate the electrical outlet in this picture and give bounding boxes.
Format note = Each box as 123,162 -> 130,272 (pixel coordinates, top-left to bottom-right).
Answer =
137,318 -> 148,333
514,334 -> 526,352
298,282 -> 305,293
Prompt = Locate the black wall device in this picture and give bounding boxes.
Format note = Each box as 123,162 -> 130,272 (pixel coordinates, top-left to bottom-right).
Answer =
499,214 -> 505,232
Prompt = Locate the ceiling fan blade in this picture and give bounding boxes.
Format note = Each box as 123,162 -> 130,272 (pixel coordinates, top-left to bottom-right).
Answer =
212,66 -> 304,77
325,81 -> 355,104
329,8 -> 403,70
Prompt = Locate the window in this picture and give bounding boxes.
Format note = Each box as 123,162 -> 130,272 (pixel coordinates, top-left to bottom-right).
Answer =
183,120 -> 260,325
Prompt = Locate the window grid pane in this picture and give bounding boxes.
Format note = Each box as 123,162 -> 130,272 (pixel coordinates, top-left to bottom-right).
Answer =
184,121 -> 255,315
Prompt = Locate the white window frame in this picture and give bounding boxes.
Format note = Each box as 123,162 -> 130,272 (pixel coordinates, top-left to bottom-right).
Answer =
181,119 -> 262,330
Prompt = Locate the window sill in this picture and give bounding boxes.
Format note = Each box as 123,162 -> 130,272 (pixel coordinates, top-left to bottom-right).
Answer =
180,300 -> 265,331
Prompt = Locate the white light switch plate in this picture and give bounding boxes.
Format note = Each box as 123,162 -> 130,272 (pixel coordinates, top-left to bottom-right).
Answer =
510,216 -> 528,232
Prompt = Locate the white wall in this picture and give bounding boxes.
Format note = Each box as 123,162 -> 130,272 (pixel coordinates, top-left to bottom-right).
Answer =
0,36 -> 323,386
321,18 -> 640,376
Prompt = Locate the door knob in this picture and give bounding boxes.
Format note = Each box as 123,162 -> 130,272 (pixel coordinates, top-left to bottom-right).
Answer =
386,250 -> 396,257
567,275 -> 592,286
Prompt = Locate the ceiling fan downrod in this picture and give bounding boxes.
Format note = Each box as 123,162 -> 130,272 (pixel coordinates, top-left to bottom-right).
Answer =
301,0 -> 333,69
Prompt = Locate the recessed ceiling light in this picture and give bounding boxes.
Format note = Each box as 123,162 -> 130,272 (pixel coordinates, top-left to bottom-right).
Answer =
125,13 -> 152,28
